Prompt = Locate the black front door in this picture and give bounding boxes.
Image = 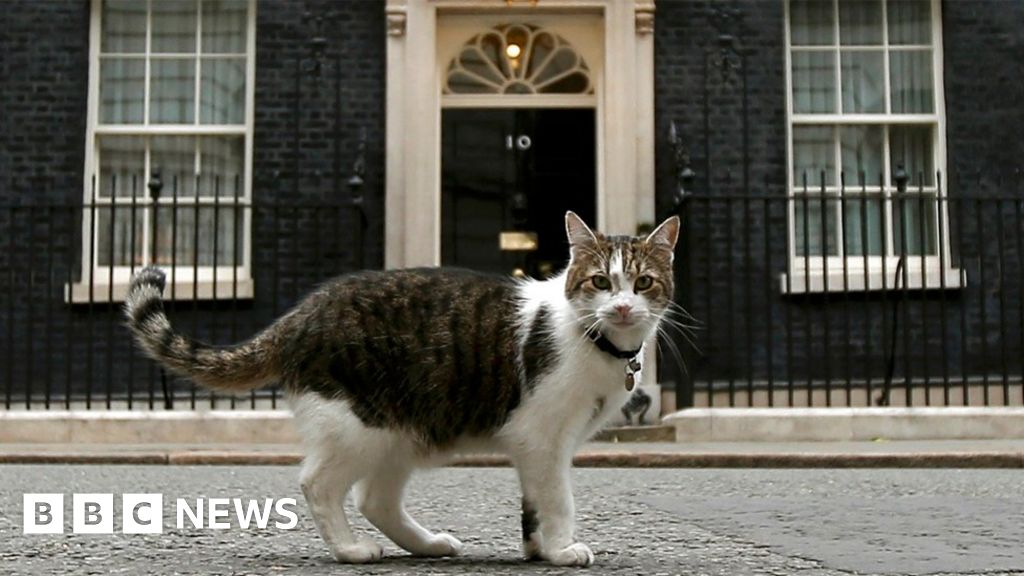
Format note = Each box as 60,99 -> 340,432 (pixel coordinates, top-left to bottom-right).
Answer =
441,108 -> 596,277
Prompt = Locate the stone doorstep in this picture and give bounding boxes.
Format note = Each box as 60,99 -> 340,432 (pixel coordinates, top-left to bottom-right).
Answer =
663,407 -> 1024,442
0,411 -> 674,445
0,410 -> 301,445
2,407 -> 1024,445
593,425 -> 675,443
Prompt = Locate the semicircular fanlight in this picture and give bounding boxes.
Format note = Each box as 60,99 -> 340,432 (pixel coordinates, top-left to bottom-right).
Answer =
444,24 -> 593,96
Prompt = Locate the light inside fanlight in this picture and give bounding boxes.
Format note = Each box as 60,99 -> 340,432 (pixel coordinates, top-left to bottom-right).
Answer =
505,43 -> 522,59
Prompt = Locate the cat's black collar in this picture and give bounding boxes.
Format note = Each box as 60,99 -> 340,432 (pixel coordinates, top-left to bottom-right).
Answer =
586,330 -> 643,391
586,330 -> 642,360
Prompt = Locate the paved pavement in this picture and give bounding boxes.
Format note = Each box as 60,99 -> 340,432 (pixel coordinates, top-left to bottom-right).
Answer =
1,465 -> 1021,575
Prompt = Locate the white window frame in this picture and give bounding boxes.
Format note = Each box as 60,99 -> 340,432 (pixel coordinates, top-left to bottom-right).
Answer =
71,0 -> 256,303
782,0 -> 963,294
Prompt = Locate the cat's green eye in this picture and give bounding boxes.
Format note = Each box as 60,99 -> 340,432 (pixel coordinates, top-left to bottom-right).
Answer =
635,275 -> 654,291
592,275 -> 612,290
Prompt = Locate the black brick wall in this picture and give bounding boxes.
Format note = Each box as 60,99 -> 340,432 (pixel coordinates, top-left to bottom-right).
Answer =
0,0 -> 1020,408
943,0 -> 1024,192
654,0 -> 788,206
654,0 -> 1024,405
0,0 -> 386,404
251,0 -> 386,277
937,0 -> 1024,404
0,0 -> 89,202
0,1 -> 91,405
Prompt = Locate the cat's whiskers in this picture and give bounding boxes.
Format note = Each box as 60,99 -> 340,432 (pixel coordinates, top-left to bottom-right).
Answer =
652,305 -> 701,333
571,311 -> 601,335
657,307 -> 702,332
559,317 -> 604,364
650,311 -> 701,354
654,324 -> 691,376
653,316 -> 700,342
666,301 -> 703,325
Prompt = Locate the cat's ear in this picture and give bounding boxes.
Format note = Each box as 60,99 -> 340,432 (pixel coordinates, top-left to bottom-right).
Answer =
565,211 -> 598,247
646,215 -> 680,251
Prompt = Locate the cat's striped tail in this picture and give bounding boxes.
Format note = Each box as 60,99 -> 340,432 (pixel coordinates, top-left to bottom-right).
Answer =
124,266 -> 280,392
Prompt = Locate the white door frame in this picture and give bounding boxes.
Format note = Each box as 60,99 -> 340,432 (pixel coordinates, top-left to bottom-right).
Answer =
384,0 -> 656,269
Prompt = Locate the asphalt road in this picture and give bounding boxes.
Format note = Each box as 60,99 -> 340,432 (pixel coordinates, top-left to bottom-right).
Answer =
1,465 -> 1021,576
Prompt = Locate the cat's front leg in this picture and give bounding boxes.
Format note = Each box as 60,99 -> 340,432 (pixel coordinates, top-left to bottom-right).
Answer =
353,464 -> 462,558
514,450 -> 594,567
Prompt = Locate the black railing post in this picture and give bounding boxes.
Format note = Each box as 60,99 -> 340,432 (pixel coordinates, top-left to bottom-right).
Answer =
880,164 -> 909,406
149,167 -> 162,262
348,178 -> 365,272
669,120 -> 696,410
348,128 -> 367,271
897,166 -> 912,405
148,169 -> 173,410
7,175 -> 1024,411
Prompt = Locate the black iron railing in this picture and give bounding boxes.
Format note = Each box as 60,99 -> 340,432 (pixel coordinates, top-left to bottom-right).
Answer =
2,172 -> 1022,410
0,173 -> 368,410
666,171 -> 1024,408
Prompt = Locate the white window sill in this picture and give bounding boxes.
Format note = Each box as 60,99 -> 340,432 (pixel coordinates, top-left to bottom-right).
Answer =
66,278 -> 254,304
781,267 -> 966,295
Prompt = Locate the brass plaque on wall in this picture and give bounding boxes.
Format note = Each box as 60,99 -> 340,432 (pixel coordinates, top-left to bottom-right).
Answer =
499,231 -> 539,251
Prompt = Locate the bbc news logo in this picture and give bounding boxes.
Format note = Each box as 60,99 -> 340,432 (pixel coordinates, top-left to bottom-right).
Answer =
24,494 -> 299,534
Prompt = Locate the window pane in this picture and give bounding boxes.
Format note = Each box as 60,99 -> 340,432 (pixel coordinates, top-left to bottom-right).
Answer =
793,126 -> 835,188
839,0 -> 882,45
150,59 -> 196,124
790,0 -> 834,46
840,125 -> 883,185
792,51 -> 836,113
479,32 -> 512,80
202,0 -> 248,54
890,50 -> 934,113
888,0 -> 932,45
890,125 -> 934,186
100,58 -> 145,124
198,206 -> 234,265
200,58 -> 246,124
539,48 -> 581,86
97,205 -> 144,266
98,135 -> 145,198
447,70 -> 496,94
154,206 -> 193,266
154,206 -> 240,266
101,0 -> 146,53
151,136 -> 196,197
795,196 -> 839,256
460,44 -> 503,86
200,136 -> 245,196
537,72 -> 590,94
202,206 -> 244,266
152,0 -> 197,53
841,51 -> 884,113
526,32 -> 556,79
842,195 -> 884,256
893,194 -> 937,255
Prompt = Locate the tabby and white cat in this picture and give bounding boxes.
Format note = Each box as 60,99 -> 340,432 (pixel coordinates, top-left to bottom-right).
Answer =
125,211 -> 678,567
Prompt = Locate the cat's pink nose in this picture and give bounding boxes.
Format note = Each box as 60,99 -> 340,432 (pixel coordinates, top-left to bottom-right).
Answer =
614,304 -> 633,319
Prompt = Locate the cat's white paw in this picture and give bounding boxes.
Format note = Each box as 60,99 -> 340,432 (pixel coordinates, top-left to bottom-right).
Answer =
331,540 -> 384,564
417,533 -> 462,557
547,542 -> 595,567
